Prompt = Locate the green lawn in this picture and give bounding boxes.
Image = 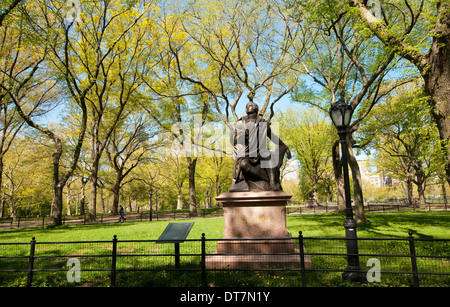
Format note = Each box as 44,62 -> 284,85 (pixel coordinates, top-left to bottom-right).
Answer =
0,211 -> 448,243
0,211 -> 448,287
288,211 -> 450,239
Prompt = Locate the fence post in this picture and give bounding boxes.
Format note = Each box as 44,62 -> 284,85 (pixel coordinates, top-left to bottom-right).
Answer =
201,233 -> 206,287
111,235 -> 117,287
26,237 -> 36,287
175,243 -> 180,269
298,231 -> 307,287
408,232 -> 420,287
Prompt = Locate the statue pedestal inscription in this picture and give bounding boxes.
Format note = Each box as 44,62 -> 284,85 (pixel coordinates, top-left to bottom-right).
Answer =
206,191 -> 311,269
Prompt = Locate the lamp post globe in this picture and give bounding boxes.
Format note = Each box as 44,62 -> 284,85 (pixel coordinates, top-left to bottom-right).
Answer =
329,99 -> 353,129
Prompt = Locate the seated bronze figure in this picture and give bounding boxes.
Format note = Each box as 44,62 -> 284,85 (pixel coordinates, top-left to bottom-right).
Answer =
230,101 -> 291,192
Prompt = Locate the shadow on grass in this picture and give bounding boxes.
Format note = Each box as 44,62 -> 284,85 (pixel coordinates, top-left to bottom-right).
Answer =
358,211 -> 449,239
288,211 -> 449,239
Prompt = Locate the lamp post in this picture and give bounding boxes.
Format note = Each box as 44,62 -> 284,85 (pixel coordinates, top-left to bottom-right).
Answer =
149,188 -> 153,222
329,100 -> 365,282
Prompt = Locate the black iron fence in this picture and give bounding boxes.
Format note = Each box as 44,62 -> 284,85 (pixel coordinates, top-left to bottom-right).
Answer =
0,232 -> 448,287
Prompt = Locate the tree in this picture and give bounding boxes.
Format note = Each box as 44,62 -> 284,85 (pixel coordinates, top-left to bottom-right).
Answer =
289,0 -> 450,185
287,4 -> 414,221
1,132 -> 53,218
0,0 -> 22,27
0,53 -> 26,218
59,0 -> 157,221
163,0 -> 309,124
0,1 -> 88,225
360,82 -> 445,206
141,10 -> 215,216
278,106 -> 334,204
353,0 -> 450,186
105,114 -> 160,215
158,147 -> 188,210
7,0 -> 155,225
195,154 -> 234,207
150,0 -> 309,215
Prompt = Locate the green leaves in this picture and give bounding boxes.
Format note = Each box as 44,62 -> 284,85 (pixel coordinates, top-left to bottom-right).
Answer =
359,82 -> 444,202
277,106 -> 333,200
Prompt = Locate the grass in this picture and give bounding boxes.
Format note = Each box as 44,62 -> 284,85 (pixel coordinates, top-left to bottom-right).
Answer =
0,218 -> 223,243
0,211 -> 448,243
0,211 -> 448,287
287,211 -> 450,239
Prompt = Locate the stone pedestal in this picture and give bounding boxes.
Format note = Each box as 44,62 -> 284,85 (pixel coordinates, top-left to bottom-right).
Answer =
205,191 -> 311,269
218,191 -> 291,239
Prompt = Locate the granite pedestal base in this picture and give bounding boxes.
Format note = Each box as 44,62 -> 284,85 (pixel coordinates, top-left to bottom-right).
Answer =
205,191 -> 311,269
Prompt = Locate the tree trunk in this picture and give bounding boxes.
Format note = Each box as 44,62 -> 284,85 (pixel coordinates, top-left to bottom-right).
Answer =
347,135 -> 368,223
177,194 -> 183,210
424,77 -> 450,188
51,138 -> 63,225
100,188 -> 105,214
352,0 -> 450,185
0,199 -> 3,219
53,184 -> 64,225
332,140 -> 346,213
9,195 -> 16,218
405,175 -> 414,206
80,179 -> 87,216
0,159 -> 3,218
422,1 -> 450,186
416,182 -> 426,208
66,183 -> 71,216
89,124 -> 100,221
111,181 -> 120,216
187,157 -> 198,217
312,187 -> 319,205
442,182 -> 448,207
89,166 -> 98,222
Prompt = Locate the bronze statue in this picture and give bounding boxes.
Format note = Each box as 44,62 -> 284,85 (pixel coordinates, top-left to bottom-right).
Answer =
229,101 -> 291,192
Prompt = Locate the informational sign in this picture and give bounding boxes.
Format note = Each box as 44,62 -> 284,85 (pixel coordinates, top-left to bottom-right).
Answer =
157,222 -> 195,269
157,222 -> 195,243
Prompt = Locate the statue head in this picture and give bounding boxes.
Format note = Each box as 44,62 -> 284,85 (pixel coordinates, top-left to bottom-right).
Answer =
245,101 -> 259,115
